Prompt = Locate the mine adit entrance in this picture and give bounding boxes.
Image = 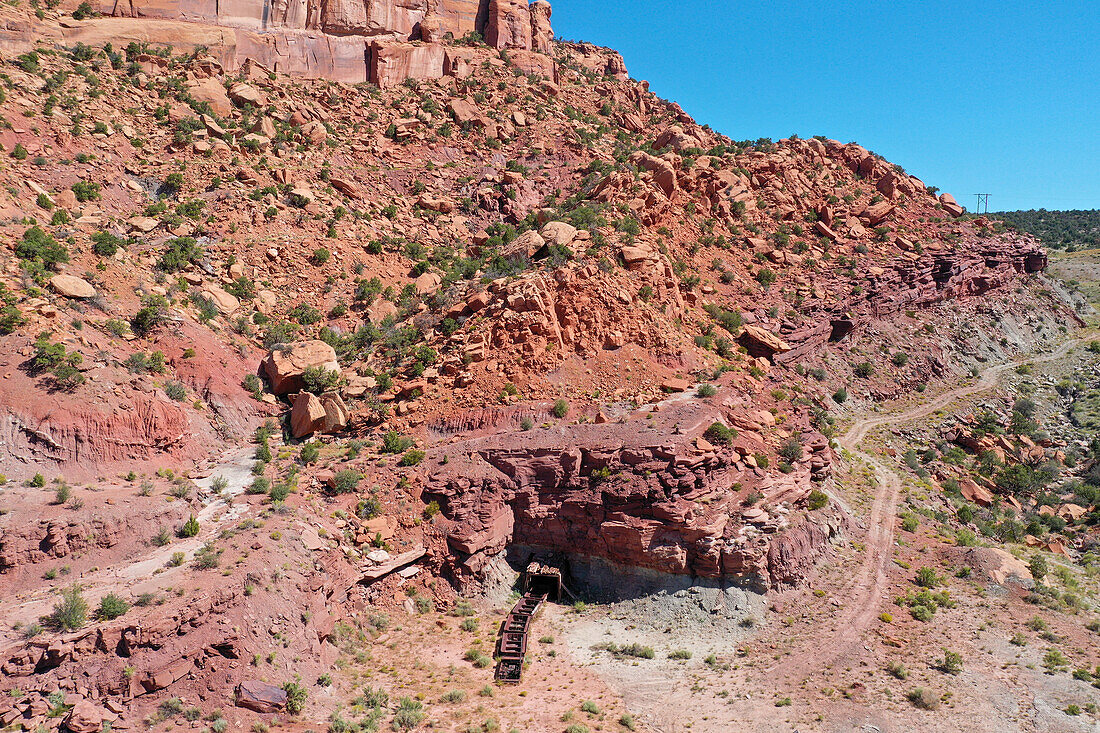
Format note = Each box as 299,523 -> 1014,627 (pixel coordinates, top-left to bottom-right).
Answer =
493,558 -> 568,684
523,560 -> 562,601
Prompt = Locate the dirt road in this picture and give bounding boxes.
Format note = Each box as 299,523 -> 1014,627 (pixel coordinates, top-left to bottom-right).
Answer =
791,338 -> 1081,678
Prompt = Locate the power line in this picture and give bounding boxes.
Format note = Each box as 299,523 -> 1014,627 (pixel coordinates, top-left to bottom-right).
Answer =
973,193 -> 990,215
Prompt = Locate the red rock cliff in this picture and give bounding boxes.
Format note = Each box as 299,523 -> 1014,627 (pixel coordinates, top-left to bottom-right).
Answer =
91,0 -> 556,85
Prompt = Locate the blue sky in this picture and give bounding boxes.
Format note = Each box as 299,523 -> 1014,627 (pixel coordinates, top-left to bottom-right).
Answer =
550,1 -> 1100,212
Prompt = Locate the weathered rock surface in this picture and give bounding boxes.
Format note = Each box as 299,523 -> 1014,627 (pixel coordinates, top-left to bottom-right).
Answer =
262,341 -> 339,395
421,397 -> 841,590
78,0 -> 557,86
235,681 -> 287,713
49,275 -> 96,299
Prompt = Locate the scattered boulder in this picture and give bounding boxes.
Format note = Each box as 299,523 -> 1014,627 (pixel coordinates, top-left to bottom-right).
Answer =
628,151 -> 677,196
62,700 -> 116,733
262,341 -> 340,395
540,221 -> 578,248
228,82 -> 267,108
738,325 -> 792,359
49,274 -> 96,299
940,193 -> 965,217
186,78 -> 232,117
964,547 -> 1032,586
501,229 -> 544,261
236,681 -> 287,713
202,284 -> 240,315
290,391 -> 327,438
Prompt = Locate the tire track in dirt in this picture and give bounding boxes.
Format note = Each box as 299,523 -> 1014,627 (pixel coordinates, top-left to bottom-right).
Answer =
776,339 -> 1078,682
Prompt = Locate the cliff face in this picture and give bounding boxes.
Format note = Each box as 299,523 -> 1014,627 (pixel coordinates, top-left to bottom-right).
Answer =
92,0 -> 555,84
421,394 -> 844,592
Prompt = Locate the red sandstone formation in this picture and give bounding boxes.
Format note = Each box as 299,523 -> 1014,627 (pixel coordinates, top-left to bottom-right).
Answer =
76,0 -> 561,85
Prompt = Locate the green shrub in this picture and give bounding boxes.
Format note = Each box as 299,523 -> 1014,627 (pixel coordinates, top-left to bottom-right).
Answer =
331,470 -> 361,494
777,438 -> 802,462
807,489 -> 828,510
696,384 -> 717,398
381,431 -> 414,454
400,449 -> 425,467
915,567 -> 941,588
392,697 -> 424,730
16,226 -> 69,268
131,296 -> 168,336
164,381 -> 187,401
48,585 -> 88,631
937,649 -> 963,675
178,514 -> 199,538
302,365 -> 340,394
92,231 -> 124,257
906,688 -> 939,710
157,237 -> 202,272
552,398 -> 569,418
71,180 -> 100,202
704,422 -> 737,445
853,361 -> 874,378
299,442 -> 320,464
282,682 -> 307,714
268,482 -> 290,503
96,593 -> 129,620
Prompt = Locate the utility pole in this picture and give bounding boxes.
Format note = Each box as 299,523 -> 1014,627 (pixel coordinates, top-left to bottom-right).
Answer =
973,193 -> 990,215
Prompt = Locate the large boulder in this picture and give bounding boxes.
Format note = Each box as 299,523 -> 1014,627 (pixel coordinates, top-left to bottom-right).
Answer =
236,680 -> 287,713
63,700 -> 116,733
262,340 -> 340,395
964,547 -> 1032,586
202,284 -> 240,315
501,229 -> 544,262
939,193 -> 965,217
738,325 -> 792,359
320,391 -> 349,433
186,77 -> 232,117
50,274 -> 96,299
291,390 -> 349,438
539,221 -> 577,247
228,81 -> 267,108
628,151 -> 677,197
290,392 -> 327,438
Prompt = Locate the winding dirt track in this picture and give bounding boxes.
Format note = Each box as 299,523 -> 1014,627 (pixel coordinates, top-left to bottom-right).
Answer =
777,339 -> 1078,681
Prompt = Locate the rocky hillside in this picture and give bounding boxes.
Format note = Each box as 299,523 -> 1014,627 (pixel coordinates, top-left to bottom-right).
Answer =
0,1 -> 1085,731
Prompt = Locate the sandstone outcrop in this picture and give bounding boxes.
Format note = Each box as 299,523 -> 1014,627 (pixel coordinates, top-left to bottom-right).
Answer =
421,397 -> 841,590
82,0 -> 558,87
485,0 -> 531,50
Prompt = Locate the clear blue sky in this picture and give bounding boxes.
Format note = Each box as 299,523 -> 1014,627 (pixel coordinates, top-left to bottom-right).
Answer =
551,0 -> 1100,212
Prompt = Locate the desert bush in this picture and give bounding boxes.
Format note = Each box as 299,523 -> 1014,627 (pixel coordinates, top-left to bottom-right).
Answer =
178,514 -> 199,538
96,593 -> 129,620
330,470 -> 361,494
48,585 -> 88,630
906,688 -> 939,710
